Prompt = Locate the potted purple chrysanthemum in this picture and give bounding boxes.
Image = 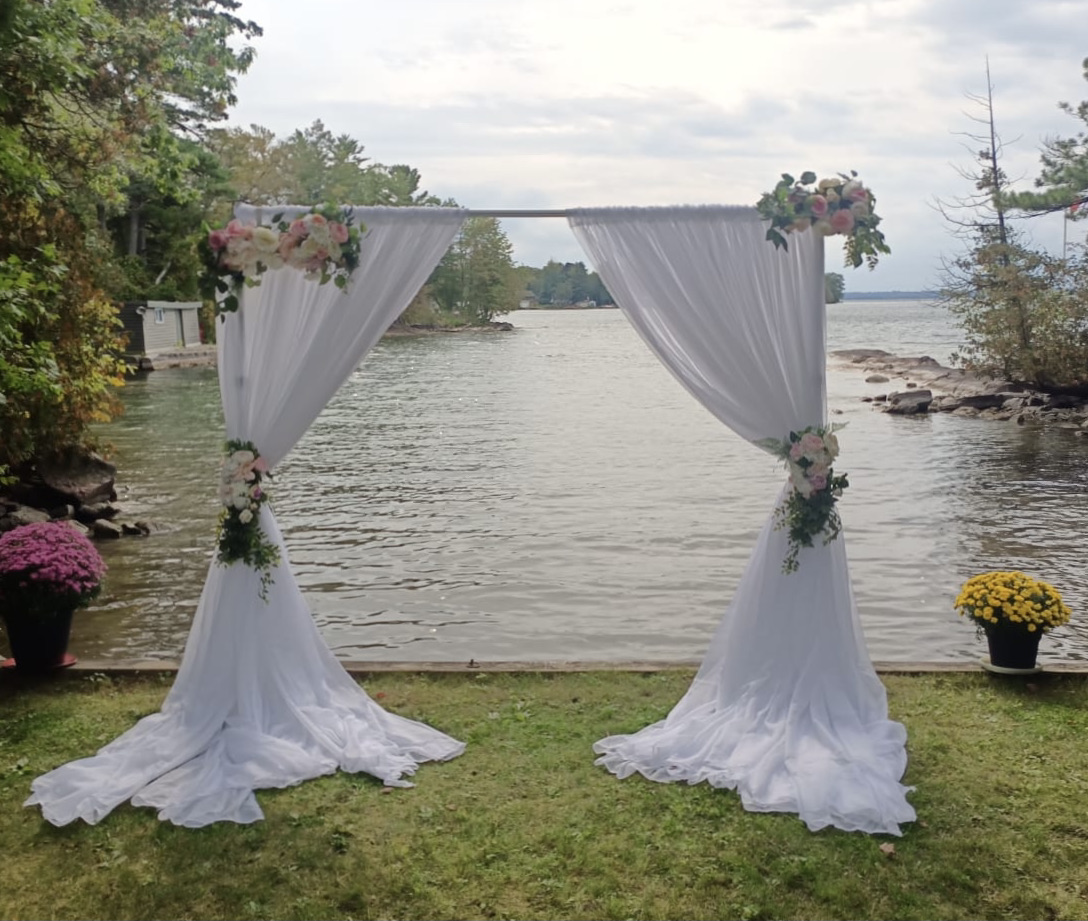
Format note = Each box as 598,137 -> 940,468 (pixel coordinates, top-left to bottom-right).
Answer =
0,522 -> 106,674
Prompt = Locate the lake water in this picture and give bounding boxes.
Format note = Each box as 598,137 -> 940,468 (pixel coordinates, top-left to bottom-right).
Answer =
70,301 -> 1088,665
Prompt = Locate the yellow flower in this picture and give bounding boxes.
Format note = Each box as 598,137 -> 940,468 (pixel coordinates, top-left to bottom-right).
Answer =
954,571 -> 1071,634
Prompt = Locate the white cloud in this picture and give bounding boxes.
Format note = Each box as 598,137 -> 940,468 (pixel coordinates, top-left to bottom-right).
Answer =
228,0 -> 1088,290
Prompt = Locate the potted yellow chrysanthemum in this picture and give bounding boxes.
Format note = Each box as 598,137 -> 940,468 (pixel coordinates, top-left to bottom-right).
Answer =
954,571 -> 1072,673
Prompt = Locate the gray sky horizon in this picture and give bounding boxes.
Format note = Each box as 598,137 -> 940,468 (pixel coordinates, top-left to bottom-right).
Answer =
227,0 -> 1087,292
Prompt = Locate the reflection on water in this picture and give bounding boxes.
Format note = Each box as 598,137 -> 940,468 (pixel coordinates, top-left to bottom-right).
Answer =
59,304 -> 1088,664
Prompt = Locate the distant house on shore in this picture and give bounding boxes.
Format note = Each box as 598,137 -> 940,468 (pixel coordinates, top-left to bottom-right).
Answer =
119,301 -> 203,368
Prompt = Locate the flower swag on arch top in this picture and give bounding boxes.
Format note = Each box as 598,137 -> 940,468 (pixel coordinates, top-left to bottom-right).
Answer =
198,205 -> 364,316
756,170 -> 890,269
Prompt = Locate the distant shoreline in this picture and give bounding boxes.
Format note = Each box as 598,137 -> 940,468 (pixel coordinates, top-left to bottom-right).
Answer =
840,291 -> 936,301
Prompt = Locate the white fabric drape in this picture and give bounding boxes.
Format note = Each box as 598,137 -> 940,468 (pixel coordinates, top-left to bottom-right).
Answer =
28,207 -> 468,827
570,206 -> 915,835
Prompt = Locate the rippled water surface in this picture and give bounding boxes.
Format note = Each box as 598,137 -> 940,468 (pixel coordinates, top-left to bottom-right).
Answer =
68,302 -> 1088,664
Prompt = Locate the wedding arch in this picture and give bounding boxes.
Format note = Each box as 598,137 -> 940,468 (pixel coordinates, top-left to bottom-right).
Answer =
27,201 -> 915,835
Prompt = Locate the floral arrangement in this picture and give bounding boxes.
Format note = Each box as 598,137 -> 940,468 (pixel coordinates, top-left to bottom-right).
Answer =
758,425 -> 849,573
216,439 -> 279,597
954,571 -> 1071,637
198,205 -> 363,315
756,171 -> 890,269
0,522 -> 106,617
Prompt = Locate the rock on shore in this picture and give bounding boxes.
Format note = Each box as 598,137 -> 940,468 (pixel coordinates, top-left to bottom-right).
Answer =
0,449 -> 160,540
831,349 -> 1088,429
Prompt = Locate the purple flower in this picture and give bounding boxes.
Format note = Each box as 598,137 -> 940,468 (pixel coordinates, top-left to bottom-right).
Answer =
0,522 -> 106,613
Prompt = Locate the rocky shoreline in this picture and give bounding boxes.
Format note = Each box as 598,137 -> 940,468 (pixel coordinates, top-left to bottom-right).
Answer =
832,349 -> 1088,430
0,449 -> 160,540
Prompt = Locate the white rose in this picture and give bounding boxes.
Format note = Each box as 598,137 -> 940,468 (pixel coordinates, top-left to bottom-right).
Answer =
813,219 -> 835,236
238,509 -> 253,524
298,237 -> 322,261
307,224 -> 332,248
233,496 -> 249,510
252,226 -> 280,254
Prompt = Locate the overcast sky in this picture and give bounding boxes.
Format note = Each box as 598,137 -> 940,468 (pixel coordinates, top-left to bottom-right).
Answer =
226,0 -> 1087,292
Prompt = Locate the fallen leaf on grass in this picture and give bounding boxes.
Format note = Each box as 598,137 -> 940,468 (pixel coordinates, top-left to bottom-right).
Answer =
879,842 -> 896,858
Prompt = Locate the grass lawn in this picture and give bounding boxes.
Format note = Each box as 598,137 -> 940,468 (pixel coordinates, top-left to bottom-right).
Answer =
1,669 -> 1087,921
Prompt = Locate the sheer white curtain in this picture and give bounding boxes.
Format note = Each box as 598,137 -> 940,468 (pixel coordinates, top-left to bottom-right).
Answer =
570,206 -> 915,835
28,206 -> 468,827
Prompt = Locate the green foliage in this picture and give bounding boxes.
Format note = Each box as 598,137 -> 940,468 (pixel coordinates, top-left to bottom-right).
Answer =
0,215 -> 127,471
206,120 -> 439,212
430,217 -> 519,324
943,239 -> 1088,390
525,260 -> 613,306
0,0 -> 262,471
0,252 -> 65,468
941,67 -> 1088,392
824,272 -> 845,304
1007,56 -> 1088,214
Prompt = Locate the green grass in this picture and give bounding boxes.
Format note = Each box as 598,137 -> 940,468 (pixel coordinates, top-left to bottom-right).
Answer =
2,670 -> 1088,920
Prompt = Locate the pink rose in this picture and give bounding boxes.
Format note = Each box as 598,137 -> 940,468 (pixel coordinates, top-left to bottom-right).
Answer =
329,222 -> 349,244
288,218 -> 308,239
309,214 -> 327,227
807,195 -> 829,218
800,432 -> 824,454
253,457 -> 269,473
829,208 -> 856,234
808,473 -> 828,491
208,229 -> 229,251
226,219 -> 253,240
789,443 -> 804,461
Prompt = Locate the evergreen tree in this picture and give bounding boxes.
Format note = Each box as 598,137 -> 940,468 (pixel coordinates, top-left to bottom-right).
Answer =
430,219 -> 518,324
